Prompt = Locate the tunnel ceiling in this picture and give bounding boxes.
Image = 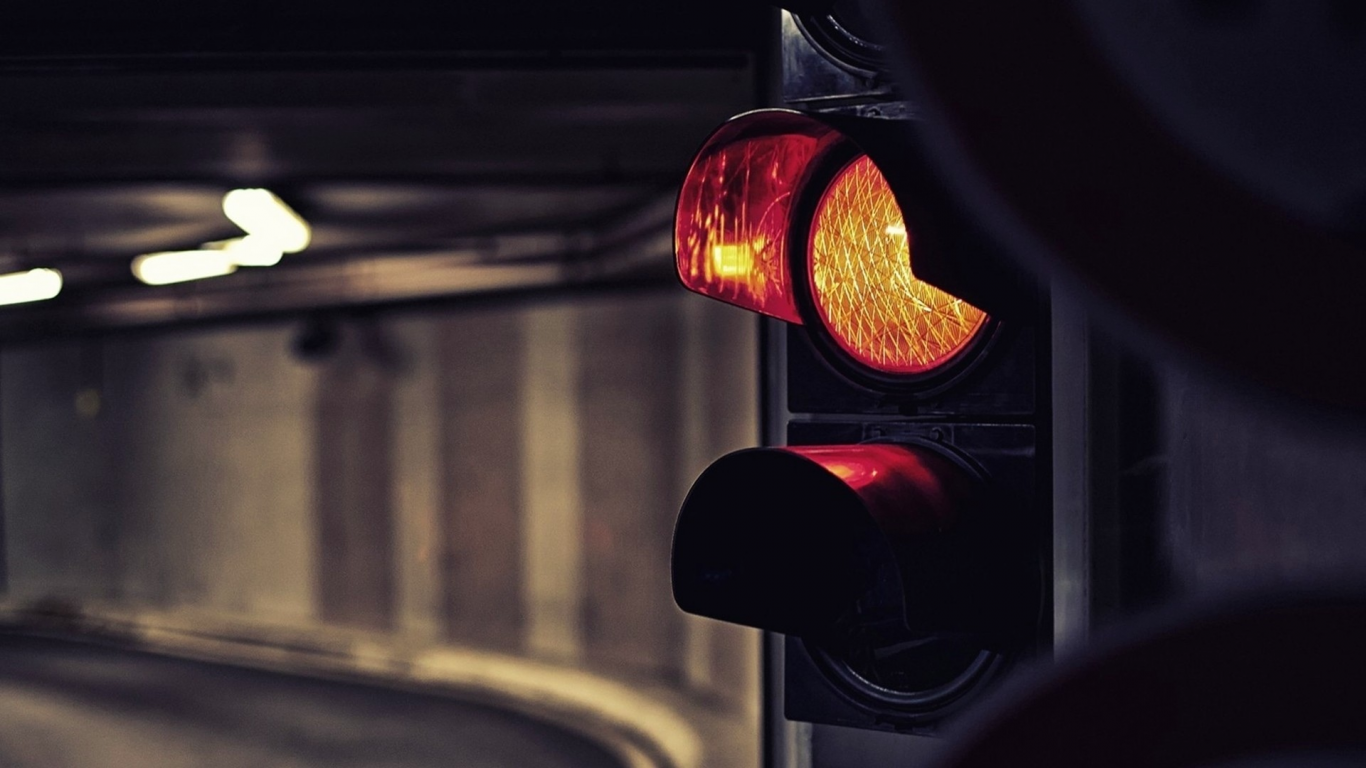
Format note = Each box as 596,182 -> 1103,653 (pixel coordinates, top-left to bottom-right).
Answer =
0,4 -> 764,337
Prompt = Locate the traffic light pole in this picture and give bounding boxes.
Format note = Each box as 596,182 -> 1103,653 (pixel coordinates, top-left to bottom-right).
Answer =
759,316 -> 811,768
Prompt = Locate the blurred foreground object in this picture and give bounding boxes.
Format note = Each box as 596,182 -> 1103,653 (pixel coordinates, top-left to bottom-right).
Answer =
933,589 -> 1366,768
867,0 -> 1366,414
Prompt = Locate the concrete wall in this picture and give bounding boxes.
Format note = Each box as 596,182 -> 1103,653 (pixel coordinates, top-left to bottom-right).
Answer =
0,288 -> 759,712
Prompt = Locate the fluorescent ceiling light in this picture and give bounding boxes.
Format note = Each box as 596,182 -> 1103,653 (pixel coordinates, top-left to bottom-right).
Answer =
222,188 -> 311,253
0,268 -> 62,306
206,235 -> 284,268
132,251 -> 237,285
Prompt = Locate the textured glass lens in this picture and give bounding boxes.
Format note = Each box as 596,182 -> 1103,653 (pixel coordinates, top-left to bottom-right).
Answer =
809,156 -> 988,375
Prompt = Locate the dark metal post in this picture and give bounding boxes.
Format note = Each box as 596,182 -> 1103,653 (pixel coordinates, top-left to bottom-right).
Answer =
0,350 -> 8,596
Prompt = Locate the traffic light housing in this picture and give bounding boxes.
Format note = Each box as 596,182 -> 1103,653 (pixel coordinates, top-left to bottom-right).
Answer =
669,108 -> 1050,732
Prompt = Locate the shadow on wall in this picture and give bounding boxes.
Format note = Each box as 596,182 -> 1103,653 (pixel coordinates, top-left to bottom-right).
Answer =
0,288 -> 760,748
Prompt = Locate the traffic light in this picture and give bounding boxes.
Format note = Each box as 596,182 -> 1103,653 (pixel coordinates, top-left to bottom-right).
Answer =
668,105 -> 1049,732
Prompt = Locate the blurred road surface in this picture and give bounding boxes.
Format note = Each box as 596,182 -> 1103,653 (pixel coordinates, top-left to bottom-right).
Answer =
0,634 -> 624,768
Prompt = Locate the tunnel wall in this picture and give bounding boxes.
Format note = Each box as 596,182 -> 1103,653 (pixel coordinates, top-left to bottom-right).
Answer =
0,288 -> 759,713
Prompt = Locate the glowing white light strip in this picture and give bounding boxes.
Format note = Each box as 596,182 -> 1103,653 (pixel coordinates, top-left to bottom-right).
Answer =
132,251 -> 238,285
222,188 -> 311,253
209,235 -> 284,268
0,268 -> 62,306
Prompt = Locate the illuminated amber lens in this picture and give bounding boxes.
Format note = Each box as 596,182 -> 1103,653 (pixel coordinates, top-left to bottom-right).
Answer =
676,134 -> 820,324
808,156 -> 988,375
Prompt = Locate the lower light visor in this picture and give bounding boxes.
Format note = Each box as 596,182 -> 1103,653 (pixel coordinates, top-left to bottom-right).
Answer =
670,444 -> 982,637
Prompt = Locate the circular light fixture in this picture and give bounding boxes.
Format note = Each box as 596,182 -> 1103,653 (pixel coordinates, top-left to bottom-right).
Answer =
807,155 -> 989,376
797,0 -> 886,73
